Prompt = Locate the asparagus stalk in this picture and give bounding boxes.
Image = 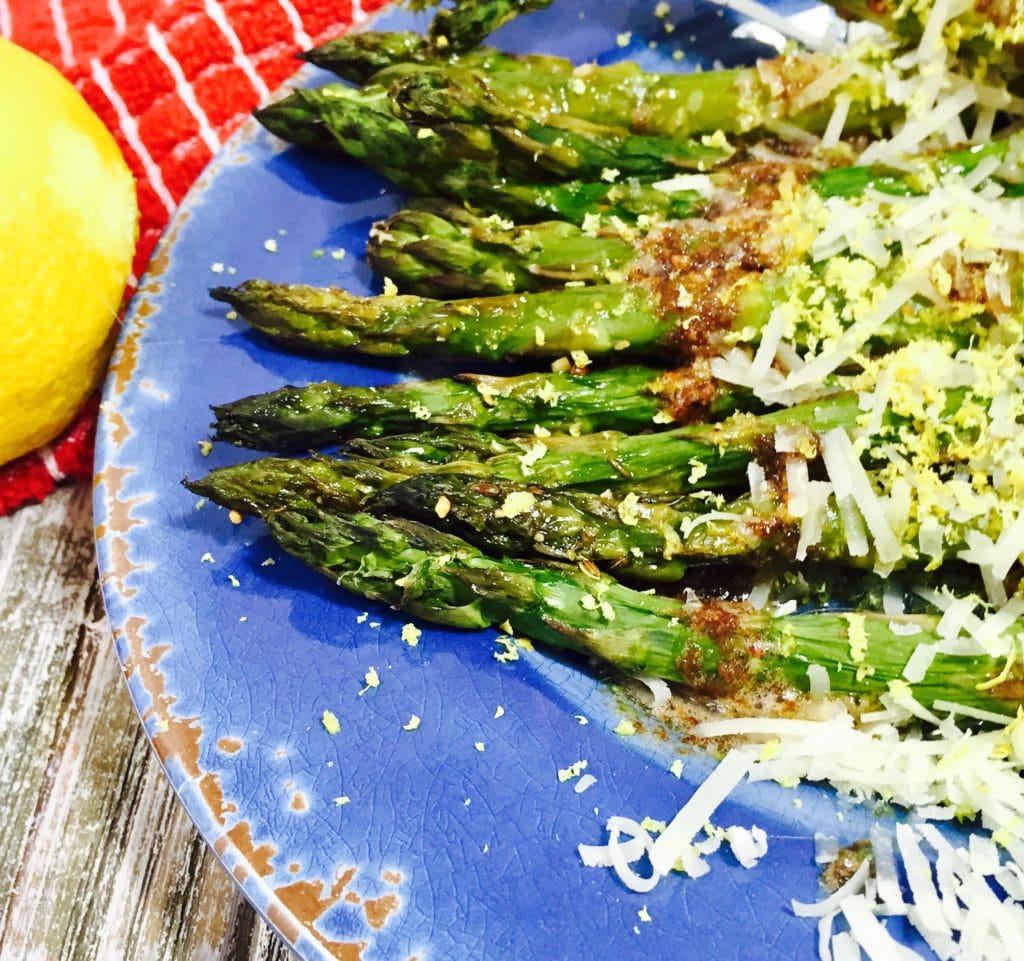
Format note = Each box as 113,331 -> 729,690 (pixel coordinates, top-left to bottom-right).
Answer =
186,455 -> 406,516
187,452 -> 852,582
422,0 -> 554,51
385,67 -> 737,180
211,280 -> 685,360
348,426 -> 511,465
304,31 -> 897,139
258,501 -> 1023,714
255,88 -> 714,224
398,0 -> 554,52
211,247 -> 984,362
211,363 -> 748,452
301,32 -> 533,85
366,198 -> 636,296
331,430 -> 489,466
363,77 -> 733,183
370,472 -> 829,580
344,392 -> 862,499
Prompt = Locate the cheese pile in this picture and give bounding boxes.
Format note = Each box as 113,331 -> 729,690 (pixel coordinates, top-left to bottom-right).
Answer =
710,150 -> 1024,672
711,145 -> 1024,593
760,0 -> 1024,155
580,1 -> 1024,957
582,691 -> 1024,958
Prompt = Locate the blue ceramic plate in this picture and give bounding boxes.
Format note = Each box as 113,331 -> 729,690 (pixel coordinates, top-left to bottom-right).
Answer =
94,3 -> 929,958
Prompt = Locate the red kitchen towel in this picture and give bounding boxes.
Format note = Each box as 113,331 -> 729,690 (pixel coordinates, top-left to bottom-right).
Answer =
0,0 -> 389,515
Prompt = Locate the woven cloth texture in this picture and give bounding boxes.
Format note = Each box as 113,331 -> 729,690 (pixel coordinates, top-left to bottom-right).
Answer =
1,0 -> 388,514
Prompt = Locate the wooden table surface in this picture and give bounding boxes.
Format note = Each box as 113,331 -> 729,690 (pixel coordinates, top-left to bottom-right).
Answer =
0,482 -> 293,960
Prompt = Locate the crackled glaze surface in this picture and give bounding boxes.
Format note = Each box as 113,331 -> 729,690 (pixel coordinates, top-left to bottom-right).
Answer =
93,3 -> 924,959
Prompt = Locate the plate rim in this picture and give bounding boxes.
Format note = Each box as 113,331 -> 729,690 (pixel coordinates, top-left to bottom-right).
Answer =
92,6 -> 438,957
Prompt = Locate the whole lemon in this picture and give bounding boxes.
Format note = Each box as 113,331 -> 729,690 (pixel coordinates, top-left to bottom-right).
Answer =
0,38 -> 138,466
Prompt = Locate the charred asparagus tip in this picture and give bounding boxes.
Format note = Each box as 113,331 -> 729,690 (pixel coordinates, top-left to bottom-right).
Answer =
210,286 -> 242,306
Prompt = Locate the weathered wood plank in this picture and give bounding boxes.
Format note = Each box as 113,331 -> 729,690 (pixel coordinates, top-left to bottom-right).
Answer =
0,484 -> 292,961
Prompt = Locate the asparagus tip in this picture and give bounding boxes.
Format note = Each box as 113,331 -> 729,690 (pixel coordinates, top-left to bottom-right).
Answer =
210,285 -> 242,307
252,103 -> 283,135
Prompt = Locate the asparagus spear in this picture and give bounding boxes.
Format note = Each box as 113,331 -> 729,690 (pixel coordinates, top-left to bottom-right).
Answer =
211,279 -> 684,360
188,451 -> 853,581
366,198 -> 636,296
371,472 -> 826,580
303,31 -> 897,139
344,425 -> 512,464
382,60 -> 796,145
211,247 -> 986,363
400,0 -> 554,52
426,0 -> 554,51
258,501 -> 1022,714
385,66 -> 737,180
347,379 -> 997,502
211,363 -> 748,452
255,88 -> 716,224
186,455 -> 405,516
344,392 -> 862,499
300,32 -> 531,85
377,78 -> 738,184
299,31 -> 443,84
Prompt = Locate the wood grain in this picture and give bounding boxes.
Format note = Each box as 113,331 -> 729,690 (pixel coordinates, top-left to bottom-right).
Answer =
0,484 -> 293,961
